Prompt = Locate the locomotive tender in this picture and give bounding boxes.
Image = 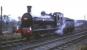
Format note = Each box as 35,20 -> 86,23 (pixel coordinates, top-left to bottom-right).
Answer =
17,6 -> 75,39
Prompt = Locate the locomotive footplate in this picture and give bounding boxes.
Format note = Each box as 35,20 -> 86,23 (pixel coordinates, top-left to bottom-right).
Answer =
32,27 -> 58,33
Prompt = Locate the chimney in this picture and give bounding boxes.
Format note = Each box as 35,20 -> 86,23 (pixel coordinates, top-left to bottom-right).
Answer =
27,6 -> 32,13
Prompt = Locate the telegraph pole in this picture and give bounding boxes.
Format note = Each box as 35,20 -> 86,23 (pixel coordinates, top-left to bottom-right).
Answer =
84,15 -> 86,26
84,15 -> 86,20
1,6 -> 2,21
0,6 -> 3,35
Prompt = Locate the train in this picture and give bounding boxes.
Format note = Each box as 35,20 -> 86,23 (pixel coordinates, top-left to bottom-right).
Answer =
16,6 -> 75,39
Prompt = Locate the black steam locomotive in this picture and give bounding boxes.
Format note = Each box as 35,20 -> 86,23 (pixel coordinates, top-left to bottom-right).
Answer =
16,6 -> 75,39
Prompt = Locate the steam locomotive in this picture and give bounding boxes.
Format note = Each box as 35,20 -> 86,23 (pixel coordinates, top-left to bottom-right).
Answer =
16,6 -> 75,39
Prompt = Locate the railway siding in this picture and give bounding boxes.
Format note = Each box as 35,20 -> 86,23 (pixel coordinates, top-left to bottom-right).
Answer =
26,31 -> 87,50
0,23 -> 87,50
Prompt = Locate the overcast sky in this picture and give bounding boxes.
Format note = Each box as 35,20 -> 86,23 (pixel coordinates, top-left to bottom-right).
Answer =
0,0 -> 87,20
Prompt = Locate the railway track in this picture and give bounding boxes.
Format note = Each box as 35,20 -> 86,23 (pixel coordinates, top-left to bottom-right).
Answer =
0,26 -> 87,50
25,31 -> 87,50
1,29 -> 86,50
49,36 -> 87,50
0,38 -> 26,47
49,33 -> 87,50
